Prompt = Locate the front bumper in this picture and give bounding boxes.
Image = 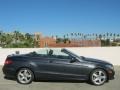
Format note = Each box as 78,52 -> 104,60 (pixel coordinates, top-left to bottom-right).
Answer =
107,69 -> 115,80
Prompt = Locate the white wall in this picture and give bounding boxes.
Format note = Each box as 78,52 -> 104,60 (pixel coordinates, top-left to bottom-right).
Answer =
67,47 -> 120,65
0,47 -> 120,65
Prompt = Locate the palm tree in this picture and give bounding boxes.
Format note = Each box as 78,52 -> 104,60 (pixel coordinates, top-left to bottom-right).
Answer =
0,31 -> 3,46
13,30 -> 21,43
51,35 -> 54,38
81,33 -> 84,40
55,35 -> 58,39
117,34 -> 120,39
99,34 -> 102,40
19,34 -> 25,42
5,34 -> 13,45
106,32 -> 109,39
83,35 -> 86,40
70,33 -> 73,40
74,33 -> 77,40
77,33 -> 80,39
24,33 -> 34,47
77,33 -> 81,40
110,33 -> 112,40
79,33 -> 82,40
92,33 -> 95,40
0,30 -> 3,35
0,34 -> 6,47
63,35 -> 66,41
66,34 -> 69,39
103,34 -> 106,40
119,34 -> 120,39
87,34 -> 90,40
113,33 -> 116,41
25,33 -> 31,40
95,34 -> 98,40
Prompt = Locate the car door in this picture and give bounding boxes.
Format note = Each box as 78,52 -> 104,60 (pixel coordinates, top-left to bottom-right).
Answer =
32,49 -> 90,80
30,50 -> 70,80
47,56 -> 90,80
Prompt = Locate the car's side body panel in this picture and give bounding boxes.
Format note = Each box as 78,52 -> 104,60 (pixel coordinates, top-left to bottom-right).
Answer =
31,57 -> 93,80
3,55 -> 94,81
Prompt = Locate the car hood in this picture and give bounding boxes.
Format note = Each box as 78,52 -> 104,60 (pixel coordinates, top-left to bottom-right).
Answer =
80,56 -> 112,65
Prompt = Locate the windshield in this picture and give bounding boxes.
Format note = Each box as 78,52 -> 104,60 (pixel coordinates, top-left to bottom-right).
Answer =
61,49 -> 83,61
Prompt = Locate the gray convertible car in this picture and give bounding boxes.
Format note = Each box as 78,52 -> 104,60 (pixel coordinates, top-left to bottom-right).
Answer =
2,48 -> 115,85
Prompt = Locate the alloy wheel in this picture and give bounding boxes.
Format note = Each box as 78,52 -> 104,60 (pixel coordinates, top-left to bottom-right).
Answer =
91,69 -> 107,85
17,68 -> 34,84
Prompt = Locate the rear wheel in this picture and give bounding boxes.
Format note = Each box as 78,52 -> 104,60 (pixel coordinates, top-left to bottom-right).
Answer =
90,69 -> 107,86
16,68 -> 34,84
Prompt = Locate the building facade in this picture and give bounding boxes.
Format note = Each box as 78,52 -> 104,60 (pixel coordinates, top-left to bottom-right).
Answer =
34,33 -> 101,47
37,36 -> 101,48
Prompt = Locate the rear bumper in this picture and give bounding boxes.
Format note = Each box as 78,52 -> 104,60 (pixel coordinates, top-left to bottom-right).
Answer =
2,66 -> 16,78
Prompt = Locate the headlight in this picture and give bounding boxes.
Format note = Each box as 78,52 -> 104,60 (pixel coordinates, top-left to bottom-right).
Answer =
106,65 -> 114,69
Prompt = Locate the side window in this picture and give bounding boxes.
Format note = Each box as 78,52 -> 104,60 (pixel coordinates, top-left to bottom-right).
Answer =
35,49 -> 48,57
35,49 -> 71,60
52,49 -> 70,59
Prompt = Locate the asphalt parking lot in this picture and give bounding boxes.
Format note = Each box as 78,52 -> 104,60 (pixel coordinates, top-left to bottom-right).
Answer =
0,66 -> 120,90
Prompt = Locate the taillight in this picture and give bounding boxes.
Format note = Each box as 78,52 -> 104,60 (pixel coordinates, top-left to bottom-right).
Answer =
4,58 -> 13,65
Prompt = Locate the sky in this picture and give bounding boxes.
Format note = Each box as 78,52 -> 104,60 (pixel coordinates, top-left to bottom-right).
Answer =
0,0 -> 120,36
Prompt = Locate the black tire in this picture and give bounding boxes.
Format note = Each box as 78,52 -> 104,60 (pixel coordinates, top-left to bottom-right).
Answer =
16,68 -> 34,84
90,69 -> 107,86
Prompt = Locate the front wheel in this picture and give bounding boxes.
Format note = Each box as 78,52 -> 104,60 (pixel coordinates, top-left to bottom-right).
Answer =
16,68 -> 34,84
90,69 -> 107,86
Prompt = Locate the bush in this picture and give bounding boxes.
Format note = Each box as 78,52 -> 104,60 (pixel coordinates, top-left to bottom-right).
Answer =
111,42 -> 117,46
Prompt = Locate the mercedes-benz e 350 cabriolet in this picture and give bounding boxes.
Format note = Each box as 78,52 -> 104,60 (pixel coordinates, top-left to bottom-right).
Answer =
2,49 -> 115,85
